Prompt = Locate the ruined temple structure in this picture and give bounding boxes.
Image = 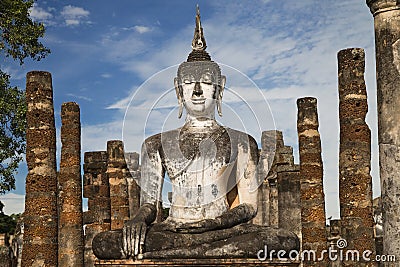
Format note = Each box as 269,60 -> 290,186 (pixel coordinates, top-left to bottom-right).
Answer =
18,3 -> 400,267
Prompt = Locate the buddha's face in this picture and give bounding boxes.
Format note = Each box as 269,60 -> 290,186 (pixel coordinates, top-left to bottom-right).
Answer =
175,62 -> 226,118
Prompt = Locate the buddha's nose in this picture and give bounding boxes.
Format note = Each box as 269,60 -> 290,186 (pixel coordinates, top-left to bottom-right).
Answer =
193,82 -> 203,97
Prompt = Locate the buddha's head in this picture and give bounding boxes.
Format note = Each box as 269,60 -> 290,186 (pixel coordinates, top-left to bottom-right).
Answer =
174,6 -> 226,119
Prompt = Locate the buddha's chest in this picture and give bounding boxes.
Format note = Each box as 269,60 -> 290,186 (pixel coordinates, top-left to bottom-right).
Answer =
160,130 -> 237,179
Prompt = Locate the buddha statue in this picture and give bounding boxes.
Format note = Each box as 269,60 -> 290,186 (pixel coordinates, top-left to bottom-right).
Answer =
93,6 -> 299,260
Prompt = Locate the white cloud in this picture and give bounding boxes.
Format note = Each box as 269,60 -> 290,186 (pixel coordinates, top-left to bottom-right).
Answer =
134,25 -> 151,34
29,3 -> 53,22
65,19 -> 80,26
61,5 -> 90,26
0,193 -> 24,215
66,93 -> 92,102
101,73 -> 112,79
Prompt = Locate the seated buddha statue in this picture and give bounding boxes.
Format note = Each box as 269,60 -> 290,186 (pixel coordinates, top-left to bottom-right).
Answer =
93,6 -> 299,260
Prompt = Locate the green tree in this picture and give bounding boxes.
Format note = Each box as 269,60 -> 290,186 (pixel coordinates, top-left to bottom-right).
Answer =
0,0 -> 50,194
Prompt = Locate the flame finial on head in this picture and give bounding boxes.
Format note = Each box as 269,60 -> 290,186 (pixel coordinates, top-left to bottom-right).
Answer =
191,5 -> 207,51
187,5 -> 211,62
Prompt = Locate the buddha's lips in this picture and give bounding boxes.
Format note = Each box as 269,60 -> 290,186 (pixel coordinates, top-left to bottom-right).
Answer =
191,98 -> 206,104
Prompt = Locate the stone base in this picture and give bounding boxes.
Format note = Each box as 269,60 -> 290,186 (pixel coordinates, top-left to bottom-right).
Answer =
95,259 -> 300,267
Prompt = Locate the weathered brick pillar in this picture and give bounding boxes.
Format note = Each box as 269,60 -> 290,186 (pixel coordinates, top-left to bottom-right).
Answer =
277,162 -> 301,241
263,130 -> 283,227
58,102 -> 84,266
327,219 -> 342,267
83,151 -> 111,267
367,0 -> 400,260
107,141 -> 130,230
268,178 -> 279,227
297,97 -> 327,266
125,152 -> 141,217
338,48 -> 376,266
253,130 -> 278,226
23,71 -> 58,266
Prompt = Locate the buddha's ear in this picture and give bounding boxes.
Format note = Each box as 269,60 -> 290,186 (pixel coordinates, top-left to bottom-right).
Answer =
217,75 -> 226,117
219,75 -> 226,97
174,77 -> 183,119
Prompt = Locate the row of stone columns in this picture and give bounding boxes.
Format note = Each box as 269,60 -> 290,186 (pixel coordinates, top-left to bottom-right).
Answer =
23,72 -> 85,266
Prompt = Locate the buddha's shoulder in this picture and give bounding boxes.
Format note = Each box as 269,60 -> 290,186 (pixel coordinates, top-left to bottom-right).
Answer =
224,127 -> 258,148
142,129 -> 182,147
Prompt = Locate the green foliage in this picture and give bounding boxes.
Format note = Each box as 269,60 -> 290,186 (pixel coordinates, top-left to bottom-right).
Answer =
0,71 -> 26,194
0,212 -> 20,234
0,0 -> 50,196
0,0 -> 50,65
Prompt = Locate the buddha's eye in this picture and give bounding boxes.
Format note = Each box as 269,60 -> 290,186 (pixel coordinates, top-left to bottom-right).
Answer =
182,76 -> 194,84
201,73 -> 212,84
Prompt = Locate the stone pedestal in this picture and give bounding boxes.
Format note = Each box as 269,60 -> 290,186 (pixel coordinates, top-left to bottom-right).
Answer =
58,102 -> 84,266
22,71 -> 58,266
337,48 -> 376,267
367,0 -> 400,261
296,97 -> 327,266
95,259 -> 300,267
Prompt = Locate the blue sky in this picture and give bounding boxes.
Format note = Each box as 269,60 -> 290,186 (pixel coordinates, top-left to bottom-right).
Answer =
1,0 -> 378,219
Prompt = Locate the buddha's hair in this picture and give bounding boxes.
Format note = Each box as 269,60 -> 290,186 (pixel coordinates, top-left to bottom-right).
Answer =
177,61 -> 222,85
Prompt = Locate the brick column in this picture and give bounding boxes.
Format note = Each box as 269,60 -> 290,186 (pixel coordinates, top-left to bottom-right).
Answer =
338,48 -> 376,266
22,71 -> 58,266
367,0 -> 400,260
277,162 -> 301,242
107,141 -> 130,230
83,151 -> 110,267
58,102 -> 84,266
297,97 -> 327,266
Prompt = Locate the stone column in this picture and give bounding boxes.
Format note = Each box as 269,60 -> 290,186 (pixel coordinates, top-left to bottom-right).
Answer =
107,141 -> 130,230
327,219 -> 342,267
58,102 -> 84,266
338,48 -> 376,266
261,130 -> 283,227
277,163 -> 301,241
253,130 -> 279,226
367,0 -> 400,260
297,97 -> 327,266
22,71 -> 58,266
83,151 -> 110,267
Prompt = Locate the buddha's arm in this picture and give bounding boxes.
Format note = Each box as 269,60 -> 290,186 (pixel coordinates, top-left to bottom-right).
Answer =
139,138 -> 165,207
236,134 -> 259,213
123,138 -> 164,258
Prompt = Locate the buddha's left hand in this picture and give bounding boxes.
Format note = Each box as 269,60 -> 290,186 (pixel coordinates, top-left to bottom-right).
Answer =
175,218 -> 220,233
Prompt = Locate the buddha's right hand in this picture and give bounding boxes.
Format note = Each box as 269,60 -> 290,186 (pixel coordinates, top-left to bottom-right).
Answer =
122,203 -> 157,259
123,219 -> 147,259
